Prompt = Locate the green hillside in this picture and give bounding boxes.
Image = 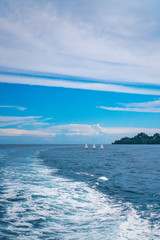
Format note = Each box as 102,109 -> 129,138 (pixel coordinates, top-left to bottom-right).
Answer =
112,132 -> 160,144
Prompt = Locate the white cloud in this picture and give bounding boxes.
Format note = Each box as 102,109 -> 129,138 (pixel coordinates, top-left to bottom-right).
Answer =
1,74 -> 160,95
51,124 -> 160,135
98,126 -> 160,134
0,116 -> 51,127
98,99 -> 160,112
49,124 -> 100,136
124,99 -> 160,108
0,128 -> 56,136
0,124 -> 159,137
98,106 -> 160,113
0,105 -> 26,111
0,0 -> 160,86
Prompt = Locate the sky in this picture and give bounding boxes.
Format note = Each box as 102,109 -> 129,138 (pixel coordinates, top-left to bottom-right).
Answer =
1,0 -> 160,144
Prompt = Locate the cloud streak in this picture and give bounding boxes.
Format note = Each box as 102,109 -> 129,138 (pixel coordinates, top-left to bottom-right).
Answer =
98,106 -> 160,113
0,0 -> 160,87
1,74 -> 160,95
0,116 -> 51,127
0,128 -> 56,136
98,99 -> 160,113
0,105 -> 26,111
124,99 -> 160,108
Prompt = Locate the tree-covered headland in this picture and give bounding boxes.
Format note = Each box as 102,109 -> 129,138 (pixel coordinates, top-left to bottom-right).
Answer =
112,132 -> 160,144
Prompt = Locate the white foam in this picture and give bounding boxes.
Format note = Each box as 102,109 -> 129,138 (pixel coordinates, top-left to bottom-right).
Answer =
1,153 -> 160,240
98,176 -> 109,181
76,172 -> 94,177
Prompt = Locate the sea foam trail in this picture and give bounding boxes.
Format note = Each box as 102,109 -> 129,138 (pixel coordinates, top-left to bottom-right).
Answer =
0,147 -> 159,240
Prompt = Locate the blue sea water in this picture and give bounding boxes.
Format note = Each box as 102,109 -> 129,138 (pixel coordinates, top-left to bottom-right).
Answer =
0,144 -> 160,240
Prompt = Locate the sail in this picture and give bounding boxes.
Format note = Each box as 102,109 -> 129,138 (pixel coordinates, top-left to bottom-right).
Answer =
92,144 -> 96,149
100,144 -> 103,150
85,144 -> 88,149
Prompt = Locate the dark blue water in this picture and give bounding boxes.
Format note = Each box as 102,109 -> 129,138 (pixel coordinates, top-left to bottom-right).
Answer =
0,144 -> 160,239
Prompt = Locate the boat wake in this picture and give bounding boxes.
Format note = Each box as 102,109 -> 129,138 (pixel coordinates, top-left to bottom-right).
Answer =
0,147 -> 159,239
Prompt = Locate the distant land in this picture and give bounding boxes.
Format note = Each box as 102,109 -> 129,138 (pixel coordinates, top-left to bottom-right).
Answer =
112,132 -> 160,144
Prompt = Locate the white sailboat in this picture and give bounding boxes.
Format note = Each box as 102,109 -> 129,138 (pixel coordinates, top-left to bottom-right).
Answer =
85,144 -> 88,149
92,144 -> 96,149
100,144 -> 104,150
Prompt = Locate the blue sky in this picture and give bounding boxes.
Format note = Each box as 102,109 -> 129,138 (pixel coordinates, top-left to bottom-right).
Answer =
0,0 -> 160,143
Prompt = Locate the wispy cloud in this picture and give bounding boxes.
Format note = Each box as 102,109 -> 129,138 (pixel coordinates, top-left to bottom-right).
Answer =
124,99 -> 160,108
0,116 -> 51,127
0,0 -> 160,87
98,99 -> 160,113
0,124 -> 159,137
0,128 -> 56,136
98,106 -> 160,113
1,74 -> 160,95
49,124 -> 160,135
49,124 -> 100,136
98,126 -> 160,135
0,105 -> 26,111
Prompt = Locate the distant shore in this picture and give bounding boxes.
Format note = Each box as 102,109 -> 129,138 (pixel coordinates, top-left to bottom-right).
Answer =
112,132 -> 160,144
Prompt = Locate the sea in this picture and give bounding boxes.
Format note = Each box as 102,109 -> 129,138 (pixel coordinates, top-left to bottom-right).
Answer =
0,144 -> 160,240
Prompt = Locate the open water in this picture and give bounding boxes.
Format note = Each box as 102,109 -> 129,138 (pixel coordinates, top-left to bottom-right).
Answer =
0,144 -> 160,240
